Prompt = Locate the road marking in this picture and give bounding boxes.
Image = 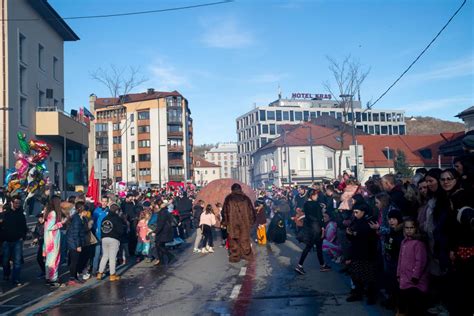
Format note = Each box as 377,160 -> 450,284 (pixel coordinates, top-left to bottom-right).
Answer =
0,294 -> 20,305
0,282 -> 29,299
229,284 -> 242,299
238,267 -> 247,276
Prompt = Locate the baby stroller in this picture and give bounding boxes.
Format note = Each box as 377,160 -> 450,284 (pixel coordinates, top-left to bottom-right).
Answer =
166,210 -> 184,249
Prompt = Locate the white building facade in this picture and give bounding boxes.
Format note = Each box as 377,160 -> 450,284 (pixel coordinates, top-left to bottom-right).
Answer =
237,96 -> 406,185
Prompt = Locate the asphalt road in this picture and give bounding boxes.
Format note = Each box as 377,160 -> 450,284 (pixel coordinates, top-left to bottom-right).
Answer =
15,230 -> 393,316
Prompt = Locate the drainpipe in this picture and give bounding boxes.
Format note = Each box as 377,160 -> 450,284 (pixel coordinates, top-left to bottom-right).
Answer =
2,0 -> 6,182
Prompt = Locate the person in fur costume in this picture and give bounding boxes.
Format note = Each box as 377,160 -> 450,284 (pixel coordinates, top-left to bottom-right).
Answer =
222,183 -> 256,263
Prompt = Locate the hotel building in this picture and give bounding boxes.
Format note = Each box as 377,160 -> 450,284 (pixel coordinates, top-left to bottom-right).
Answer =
88,89 -> 193,187
236,95 -> 406,185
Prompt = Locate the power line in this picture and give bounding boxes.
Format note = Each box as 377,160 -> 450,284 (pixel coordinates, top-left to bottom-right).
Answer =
3,0 -> 234,21
370,0 -> 467,108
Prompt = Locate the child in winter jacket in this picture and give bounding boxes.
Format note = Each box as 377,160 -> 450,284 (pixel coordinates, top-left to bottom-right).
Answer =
397,218 -> 429,316
199,204 -> 216,253
135,211 -> 151,260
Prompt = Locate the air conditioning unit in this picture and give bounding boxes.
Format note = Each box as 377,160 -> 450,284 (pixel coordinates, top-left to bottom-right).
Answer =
291,169 -> 297,175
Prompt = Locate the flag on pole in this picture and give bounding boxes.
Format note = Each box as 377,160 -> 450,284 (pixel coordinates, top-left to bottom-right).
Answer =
86,166 -> 100,207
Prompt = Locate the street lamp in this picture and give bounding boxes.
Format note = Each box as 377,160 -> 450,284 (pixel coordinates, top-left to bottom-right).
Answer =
340,94 -> 358,181
63,131 -> 74,199
302,125 -> 314,183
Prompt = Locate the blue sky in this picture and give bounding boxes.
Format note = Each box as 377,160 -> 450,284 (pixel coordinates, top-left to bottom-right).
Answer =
50,0 -> 473,144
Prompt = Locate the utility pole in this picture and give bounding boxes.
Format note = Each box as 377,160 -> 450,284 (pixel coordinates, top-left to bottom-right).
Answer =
340,94 -> 358,181
307,126 -> 314,183
284,130 -> 292,185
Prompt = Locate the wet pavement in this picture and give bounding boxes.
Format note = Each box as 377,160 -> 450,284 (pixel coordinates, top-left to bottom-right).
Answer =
16,231 -> 393,316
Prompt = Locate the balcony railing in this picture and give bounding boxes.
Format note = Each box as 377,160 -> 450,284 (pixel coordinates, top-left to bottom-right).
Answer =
169,174 -> 184,182
168,159 -> 184,167
168,131 -> 183,138
168,145 -> 184,152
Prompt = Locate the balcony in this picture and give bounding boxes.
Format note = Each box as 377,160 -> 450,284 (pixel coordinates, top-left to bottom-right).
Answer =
168,159 -> 184,167
168,131 -> 183,138
36,107 -> 89,147
167,118 -> 183,125
169,174 -> 184,182
168,145 -> 184,152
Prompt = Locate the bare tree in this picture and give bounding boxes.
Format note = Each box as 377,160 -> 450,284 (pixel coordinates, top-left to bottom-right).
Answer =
90,65 -> 148,100
323,55 -> 370,179
90,65 -> 148,187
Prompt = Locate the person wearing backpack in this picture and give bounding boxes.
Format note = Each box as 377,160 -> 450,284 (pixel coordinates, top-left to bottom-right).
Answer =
152,199 -> 176,266
96,203 -> 124,281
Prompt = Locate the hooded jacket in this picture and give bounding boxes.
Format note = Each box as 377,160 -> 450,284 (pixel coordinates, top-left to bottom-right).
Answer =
101,212 -> 125,241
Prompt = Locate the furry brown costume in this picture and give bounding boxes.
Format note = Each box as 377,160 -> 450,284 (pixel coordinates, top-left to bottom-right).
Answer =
222,184 -> 256,263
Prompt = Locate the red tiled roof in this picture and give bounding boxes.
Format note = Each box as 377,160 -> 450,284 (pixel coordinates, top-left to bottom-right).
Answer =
95,90 -> 184,109
194,157 -> 220,168
357,135 -> 451,168
259,122 -> 353,152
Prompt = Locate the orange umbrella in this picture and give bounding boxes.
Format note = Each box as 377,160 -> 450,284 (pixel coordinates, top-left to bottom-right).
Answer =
195,179 -> 256,207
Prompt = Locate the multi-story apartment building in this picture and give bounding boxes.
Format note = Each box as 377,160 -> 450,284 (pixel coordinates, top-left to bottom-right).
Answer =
236,95 -> 406,185
88,89 -> 193,187
0,0 -> 89,192
204,142 -> 238,179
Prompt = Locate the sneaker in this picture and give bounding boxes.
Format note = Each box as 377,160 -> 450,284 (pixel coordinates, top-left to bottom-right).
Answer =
13,281 -> 23,287
109,274 -> 120,281
96,272 -> 104,280
153,259 -> 161,266
294,265 -> 305,275
208,247 -> 214,253
320,264 -> 331,272
201,248 -> 209,254
82,273 -> 91,280
193,248 -> 201,253
48,282 -> 61,288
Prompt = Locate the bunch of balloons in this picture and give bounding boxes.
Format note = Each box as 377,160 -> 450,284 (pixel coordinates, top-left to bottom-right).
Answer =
5,132 -> 51,199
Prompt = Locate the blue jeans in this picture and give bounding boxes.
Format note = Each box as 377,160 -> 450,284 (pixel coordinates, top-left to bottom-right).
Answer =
2,240 -> 23,283
92,243 -> 102,274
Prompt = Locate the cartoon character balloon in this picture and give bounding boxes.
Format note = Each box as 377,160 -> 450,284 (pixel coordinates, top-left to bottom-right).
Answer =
6,134 -> 51,200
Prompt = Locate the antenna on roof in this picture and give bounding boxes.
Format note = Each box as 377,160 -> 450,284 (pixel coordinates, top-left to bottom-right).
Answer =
278,84 -> 282,100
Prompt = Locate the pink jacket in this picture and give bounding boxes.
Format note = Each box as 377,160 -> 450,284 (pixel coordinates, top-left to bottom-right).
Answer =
397,238 -> 430,292
199,212 -> 216,227
339,184 -> 359,210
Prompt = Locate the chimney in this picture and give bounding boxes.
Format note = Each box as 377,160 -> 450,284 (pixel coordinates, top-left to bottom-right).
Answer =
147,88 -> 155,95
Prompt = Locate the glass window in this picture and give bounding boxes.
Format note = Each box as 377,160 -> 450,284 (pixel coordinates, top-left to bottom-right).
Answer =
373,113 -> 379,121
362,112 -> 367,121
303,111 -> 309,121
19,65 -> 27,94
131,141 -> 135,149
290,111 -> 294,121
310,112 -> 316,119
130,127 -> 135,136
356,112 -> 361,122
330,111 -> 336,118
113,136 -> 121,144
20,97 -> 27,126
380,112 -> 386,122
139,154 -> 151,161
262,124 -> 268,134
138,125 -> 150,133
131,155 -> 135,163
267,111 -> 275,120
327,157 -> 333,170
283,111 -> 289,120
138,111 -> 150,120
130,113 -> 134,122
336,112 -> 342,120
375,125 -> 380,135
38,90 -> 45,107
259,110 -> 266,121
113,123 -> 120,131
295,112 -> 302,121
38,44 -> 44,70
138,140 -> 150,148
53,57 -> 58,80
381,126 -> 388,134
269,124 -> 276,135
368,125 -> 374,134
276,110 -> 282,121
19,33 -> 26,63
399,125 -> 406,135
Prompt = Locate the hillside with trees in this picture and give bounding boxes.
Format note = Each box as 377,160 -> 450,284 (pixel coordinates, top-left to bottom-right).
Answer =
406,116 -> 464,135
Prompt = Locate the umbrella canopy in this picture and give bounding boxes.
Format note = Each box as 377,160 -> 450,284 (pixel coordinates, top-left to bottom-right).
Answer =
195,179 -> 256,207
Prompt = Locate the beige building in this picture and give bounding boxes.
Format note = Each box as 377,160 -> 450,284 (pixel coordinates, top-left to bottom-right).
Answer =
88,89 -> 193,187
194,157 -> 221,187
0,0 -> 88,192
204,142 -> 238,179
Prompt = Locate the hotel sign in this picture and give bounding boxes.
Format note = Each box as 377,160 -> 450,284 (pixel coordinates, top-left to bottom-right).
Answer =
291,93 -> 332,100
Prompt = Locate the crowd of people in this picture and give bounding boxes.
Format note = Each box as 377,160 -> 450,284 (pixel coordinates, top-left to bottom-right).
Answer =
0,150 -> 473,316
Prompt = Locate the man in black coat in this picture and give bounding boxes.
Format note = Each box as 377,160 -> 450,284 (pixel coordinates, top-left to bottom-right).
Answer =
66,201 -> 88,285
1,197 -> 28,285
153,200 -> 175,265
176,192 -> 192,238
